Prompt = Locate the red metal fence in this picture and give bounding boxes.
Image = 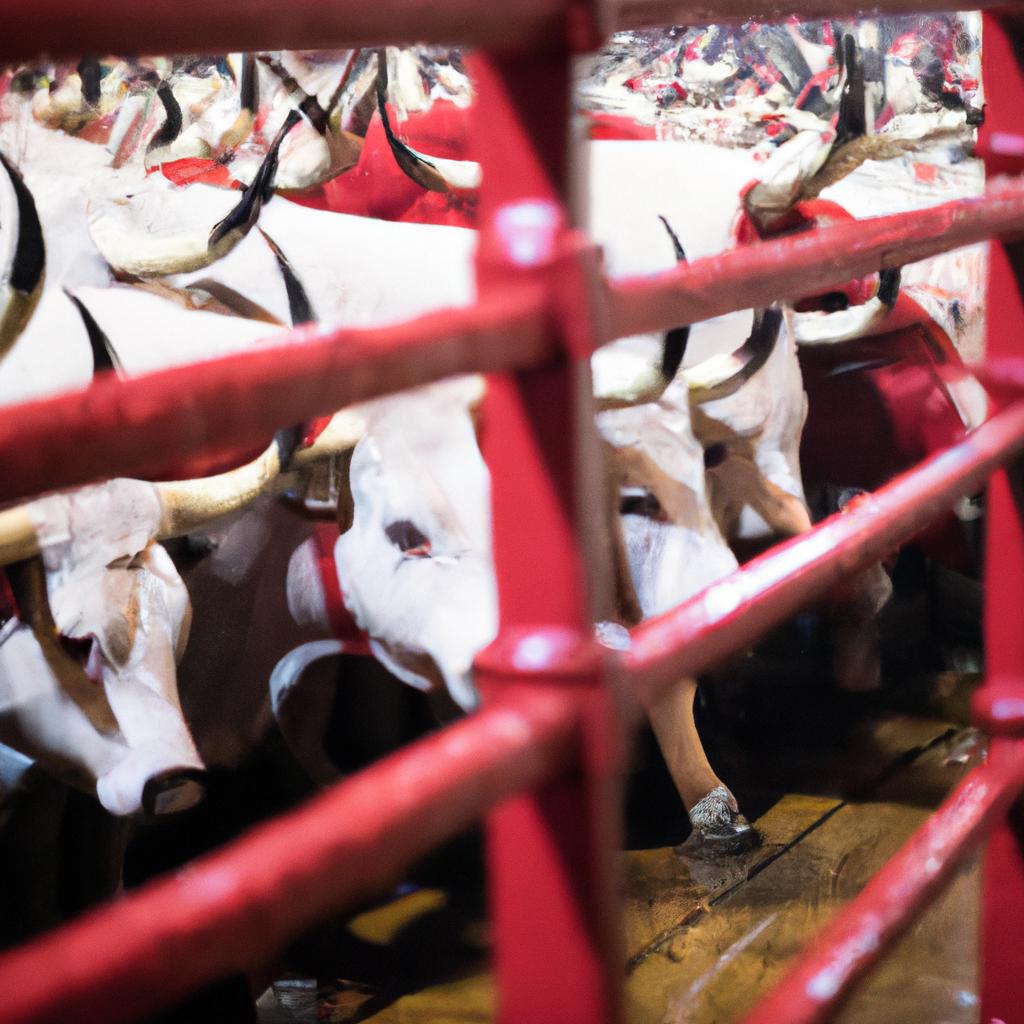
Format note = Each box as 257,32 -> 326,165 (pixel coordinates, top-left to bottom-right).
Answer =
0,5 -> 1022,1023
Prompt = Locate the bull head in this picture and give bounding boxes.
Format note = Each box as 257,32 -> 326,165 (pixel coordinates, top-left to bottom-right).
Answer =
286,377 -> 495,713
0,436 -> 292,814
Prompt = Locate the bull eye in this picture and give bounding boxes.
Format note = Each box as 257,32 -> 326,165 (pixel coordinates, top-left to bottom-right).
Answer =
386,520 -> 432,557
620,489 -> 662,519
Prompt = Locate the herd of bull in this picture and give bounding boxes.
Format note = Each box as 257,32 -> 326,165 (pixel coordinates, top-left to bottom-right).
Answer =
0,35 -> 986,872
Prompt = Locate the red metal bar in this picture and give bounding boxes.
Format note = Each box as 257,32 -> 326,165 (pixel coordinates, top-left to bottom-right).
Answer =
3,184 -> 1017,507
978,745 -> 1024,1024
623,401 -> 1024,706
2,0 -> 1018,62
607,180 -> 1024,340
0,688 -> 579,1024
0,0 -> 567,61
0,285 -> 550,504
740,747 -> 1024,1024
975,16 -> 1024,1023
470,48 -> 624,1024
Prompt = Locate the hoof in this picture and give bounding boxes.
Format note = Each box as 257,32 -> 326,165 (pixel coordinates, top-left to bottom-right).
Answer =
688,786 -> 758,849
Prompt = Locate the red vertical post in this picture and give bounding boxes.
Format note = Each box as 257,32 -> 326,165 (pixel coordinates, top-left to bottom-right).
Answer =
468,37 -> 625,1024
975,14 -> 1024,1024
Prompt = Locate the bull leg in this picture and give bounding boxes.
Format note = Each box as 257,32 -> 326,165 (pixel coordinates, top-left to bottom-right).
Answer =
830,560 -> 892,692
742,469 -> 891,692
645,676 -> 753,844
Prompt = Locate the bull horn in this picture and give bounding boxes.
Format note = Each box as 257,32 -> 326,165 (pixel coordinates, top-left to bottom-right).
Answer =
88,109 -> 300,278
0,505 -> 40,565
0,150 -> 45,357
793,269 -> 900,347
684,307 -> 782,403
832,35 -> 867,151
594,313 -> 779,412
155,428 -> 298,538
0,431 -> 295,565
376,51 -> 481,193
217,53 -> 258,152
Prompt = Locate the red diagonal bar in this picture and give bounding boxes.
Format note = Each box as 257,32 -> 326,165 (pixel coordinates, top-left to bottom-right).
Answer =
607,180 -> 1024,339
2,0 -> 1019,60
6,184 -> 1024,505
623,401 -> 1024,704
0,284 -> 550,504
740,746 -> 1024,1024
0,687 -> 579,1024
0,0 -> 566,61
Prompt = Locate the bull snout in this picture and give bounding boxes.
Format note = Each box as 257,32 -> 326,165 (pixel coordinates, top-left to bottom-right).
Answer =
97,751 -> 206,817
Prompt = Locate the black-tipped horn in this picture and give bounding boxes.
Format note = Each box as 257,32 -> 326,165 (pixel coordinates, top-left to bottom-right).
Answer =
685,307 -> 782,403
239,53 -> 258,116
375,49 -> 448,193
146,80 -> 183,154
258,53 -> 329,134
77,55 -> 102,106
657,215 -> 689,381
209,109 -> 300,247
657,214 -> 688,263
64,290 -> 123,378
877,266 -> 901,309
0,151 -> 45,298
258,229 -> 315,326
834,34 -> 867,149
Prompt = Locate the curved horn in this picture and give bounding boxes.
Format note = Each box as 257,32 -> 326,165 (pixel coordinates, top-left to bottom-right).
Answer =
683,307 -> 782,403
832,34 -> 866,151
155,432 -> 291,537
0,505 -> 40,565
657,215 -> 690,382
0,430 -> 297,564
0,150 -> 45,357
375,50 -> 481,193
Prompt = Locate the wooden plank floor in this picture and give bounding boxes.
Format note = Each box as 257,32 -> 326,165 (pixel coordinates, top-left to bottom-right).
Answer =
257,705 -> 984,1024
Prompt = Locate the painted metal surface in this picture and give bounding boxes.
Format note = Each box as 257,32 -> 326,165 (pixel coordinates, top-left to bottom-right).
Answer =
0,287 -> 551,505
0,687 -> 578,1024
0,0 -> 568,61
975,16 -> 1024,1024
2,180 -> 1023,506
469,51 -> 624,1024
2,0 -> 1019,62
740,13 -> 1024,1023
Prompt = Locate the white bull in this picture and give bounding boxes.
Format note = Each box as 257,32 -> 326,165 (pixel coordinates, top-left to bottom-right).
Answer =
0,437 -> 299,816
282,311 -> 777,843
276,129 -> 943,840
